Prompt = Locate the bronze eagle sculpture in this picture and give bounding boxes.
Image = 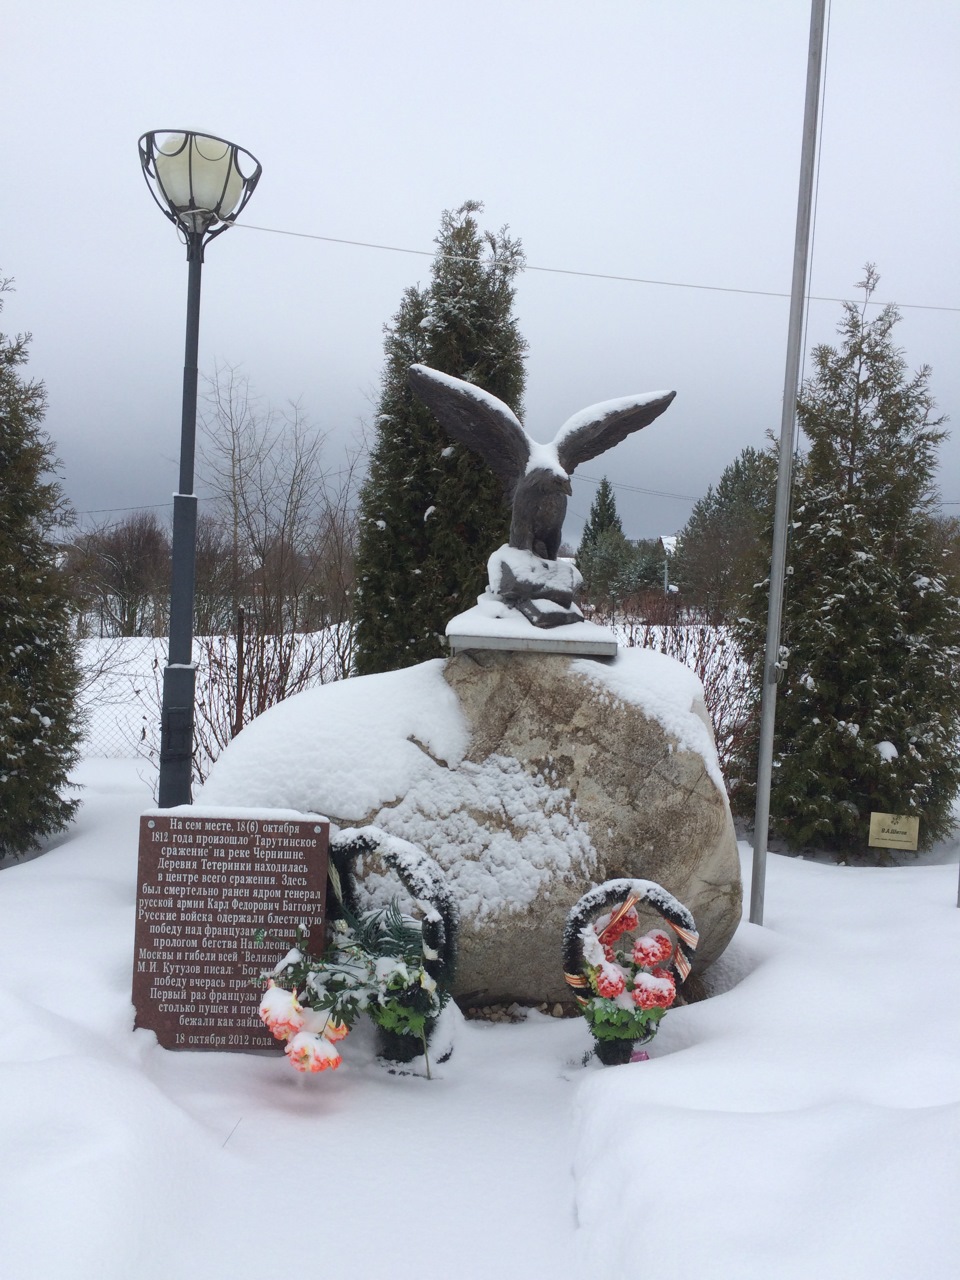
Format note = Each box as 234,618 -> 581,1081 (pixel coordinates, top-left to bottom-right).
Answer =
408,364 -> 676,561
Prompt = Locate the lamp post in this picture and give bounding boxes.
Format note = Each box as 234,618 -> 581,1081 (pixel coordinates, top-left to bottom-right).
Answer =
138,130 -> 262,807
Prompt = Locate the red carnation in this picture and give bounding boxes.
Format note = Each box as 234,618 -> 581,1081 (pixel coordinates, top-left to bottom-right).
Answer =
600,906 -> 639,945
632,930 -> 674,968
595,967 -> 626,999
651,968 -> 677,1000
632,971 -> 676,1010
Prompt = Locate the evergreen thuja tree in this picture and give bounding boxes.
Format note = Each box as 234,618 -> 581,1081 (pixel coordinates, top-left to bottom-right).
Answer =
354,201 -> 527,674
0,278 -> 81,860
733,267 -> 960,854
352,287 -> 434,673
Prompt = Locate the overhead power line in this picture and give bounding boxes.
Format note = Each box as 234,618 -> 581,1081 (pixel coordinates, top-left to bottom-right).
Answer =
72,483 -> 960,519
578,472 -> 698,502
75,501 -> 174,517
235,221 -> 960,315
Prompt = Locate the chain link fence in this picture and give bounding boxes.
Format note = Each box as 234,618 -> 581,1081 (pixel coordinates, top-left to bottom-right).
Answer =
77,629 -> 352,789
78,638 -> 164,760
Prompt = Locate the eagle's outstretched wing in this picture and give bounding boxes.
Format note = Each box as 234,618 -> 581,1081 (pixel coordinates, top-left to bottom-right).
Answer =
554,390 -> 676,475
408,364 -> 530,491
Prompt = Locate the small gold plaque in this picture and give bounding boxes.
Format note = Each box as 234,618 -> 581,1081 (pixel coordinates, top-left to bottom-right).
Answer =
868,812 -> 920,851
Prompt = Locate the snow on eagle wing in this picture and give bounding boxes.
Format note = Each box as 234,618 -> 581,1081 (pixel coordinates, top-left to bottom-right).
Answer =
408,364 -> 530,491
554,390 -> 676,475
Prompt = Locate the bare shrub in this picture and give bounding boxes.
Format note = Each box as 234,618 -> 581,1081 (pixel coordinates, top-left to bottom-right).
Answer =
592,599 -> 753,785
134,624 -> 352,790
76,366 -> 361,791
134,365 -> 361,791
191,623 -> 352,784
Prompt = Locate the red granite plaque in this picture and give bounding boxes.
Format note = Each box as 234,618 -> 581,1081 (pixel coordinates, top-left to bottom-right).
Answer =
132,811 -> 328,1050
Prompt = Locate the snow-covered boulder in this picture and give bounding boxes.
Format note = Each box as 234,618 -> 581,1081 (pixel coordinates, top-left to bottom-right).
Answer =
197,648 -> 741,1004
441,649 -> 741,1000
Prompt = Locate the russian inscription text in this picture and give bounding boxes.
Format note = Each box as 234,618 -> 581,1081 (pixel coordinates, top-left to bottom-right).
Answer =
132,813 -> 328,1050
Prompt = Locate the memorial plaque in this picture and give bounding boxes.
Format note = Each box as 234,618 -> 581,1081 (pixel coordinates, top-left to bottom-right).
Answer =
868,811 -> 920,852
132,810 -> 328,1050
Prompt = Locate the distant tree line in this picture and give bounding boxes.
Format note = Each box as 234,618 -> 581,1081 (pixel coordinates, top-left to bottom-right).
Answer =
576,477 -> 670,617
65,366 -> 359,646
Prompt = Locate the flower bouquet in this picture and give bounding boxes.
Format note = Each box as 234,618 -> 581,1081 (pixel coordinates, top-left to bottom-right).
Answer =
563,878 -> 699,1066
355,902 -> 447,1065
259,978 -> 351,1073
258,916 -> 376,1072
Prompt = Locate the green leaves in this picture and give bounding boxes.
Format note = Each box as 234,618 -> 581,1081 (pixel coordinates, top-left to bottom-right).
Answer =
583,997 -> 663,1043
267,900 -> 449,1050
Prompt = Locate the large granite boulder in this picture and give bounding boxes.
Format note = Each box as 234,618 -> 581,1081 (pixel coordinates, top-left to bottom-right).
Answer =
440,650 -> 740,1001
197,648 -> 741,1005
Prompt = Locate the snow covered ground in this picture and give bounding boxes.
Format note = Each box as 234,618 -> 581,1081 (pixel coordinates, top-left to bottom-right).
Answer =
2,757 -> 958,1279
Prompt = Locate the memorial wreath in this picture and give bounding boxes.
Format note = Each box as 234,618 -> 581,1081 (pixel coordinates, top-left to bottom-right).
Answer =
563,878 -> 698,1065
259,826 -> 458,1076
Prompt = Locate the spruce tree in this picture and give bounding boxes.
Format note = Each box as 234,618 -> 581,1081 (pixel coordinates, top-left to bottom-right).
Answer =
0,278 -> 81,860
579,477 -> 627,605
734,267 -> 960,854
354,202 -> 527,674
632,538 -> 669,591
578,482 -> 665,608
578,527 -> 633,606
580,477 -> 623,549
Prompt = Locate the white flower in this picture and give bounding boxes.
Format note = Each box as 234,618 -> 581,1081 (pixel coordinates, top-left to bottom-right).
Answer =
258,981 -> 304,1041
284,1031 -> 342,1073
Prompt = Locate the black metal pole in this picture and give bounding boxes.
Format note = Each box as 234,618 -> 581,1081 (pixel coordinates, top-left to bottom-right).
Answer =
158,232 -> 203,807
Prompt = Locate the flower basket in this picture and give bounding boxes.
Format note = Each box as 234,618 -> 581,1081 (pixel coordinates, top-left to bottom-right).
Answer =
562,878 -> 698,1065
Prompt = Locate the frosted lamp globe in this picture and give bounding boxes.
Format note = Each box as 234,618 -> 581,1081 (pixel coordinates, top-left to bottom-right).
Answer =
154,133 -> 244,231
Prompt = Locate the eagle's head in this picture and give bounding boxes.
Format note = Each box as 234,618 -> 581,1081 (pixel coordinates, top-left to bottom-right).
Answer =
520,467 -> 572,499
523,441 -> 573,497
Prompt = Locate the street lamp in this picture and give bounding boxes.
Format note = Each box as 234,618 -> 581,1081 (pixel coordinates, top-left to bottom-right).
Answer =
138,130 -> 262,807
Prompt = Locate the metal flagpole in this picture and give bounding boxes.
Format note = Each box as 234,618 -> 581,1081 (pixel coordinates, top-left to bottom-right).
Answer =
750,0 -> 827,925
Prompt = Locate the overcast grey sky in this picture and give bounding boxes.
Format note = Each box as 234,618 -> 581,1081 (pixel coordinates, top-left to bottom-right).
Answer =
5,0 -> 958,542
